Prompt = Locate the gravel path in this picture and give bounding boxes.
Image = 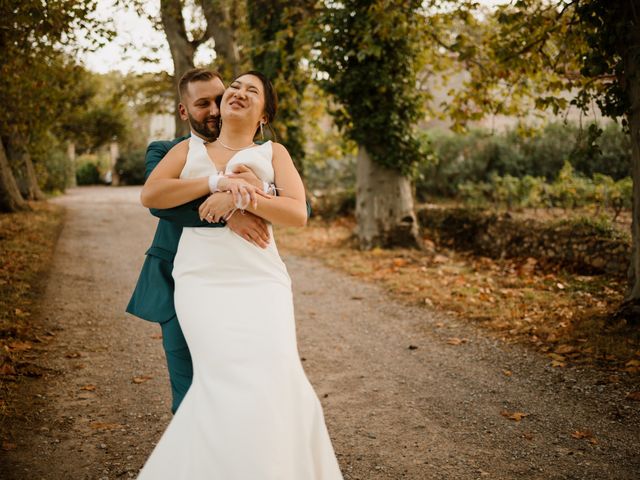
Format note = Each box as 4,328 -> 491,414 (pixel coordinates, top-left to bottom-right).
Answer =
1,186 -> 639,480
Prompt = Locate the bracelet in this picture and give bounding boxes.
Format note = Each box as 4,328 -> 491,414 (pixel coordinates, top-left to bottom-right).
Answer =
208,172 -> 224,193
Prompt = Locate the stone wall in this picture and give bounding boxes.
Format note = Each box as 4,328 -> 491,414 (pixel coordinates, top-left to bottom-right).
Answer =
417,207 -> 630,277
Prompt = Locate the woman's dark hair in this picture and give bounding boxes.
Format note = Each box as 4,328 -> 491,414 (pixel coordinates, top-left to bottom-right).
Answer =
234,70 -> 278,139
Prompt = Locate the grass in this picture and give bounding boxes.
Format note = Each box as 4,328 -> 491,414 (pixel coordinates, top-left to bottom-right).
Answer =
276,216 -> 640,378
0,202 -> 65,392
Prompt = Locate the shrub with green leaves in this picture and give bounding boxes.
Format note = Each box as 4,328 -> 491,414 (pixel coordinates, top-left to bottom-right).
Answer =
116,149 -> 146,186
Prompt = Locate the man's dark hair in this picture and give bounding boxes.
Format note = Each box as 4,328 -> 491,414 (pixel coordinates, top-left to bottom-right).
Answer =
178,68 -> 223,100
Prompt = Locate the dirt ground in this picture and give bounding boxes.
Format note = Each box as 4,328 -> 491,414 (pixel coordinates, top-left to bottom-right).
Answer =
1,186 -> 639,479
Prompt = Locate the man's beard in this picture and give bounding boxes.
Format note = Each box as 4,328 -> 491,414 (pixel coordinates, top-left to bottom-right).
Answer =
188,112 -> 219,142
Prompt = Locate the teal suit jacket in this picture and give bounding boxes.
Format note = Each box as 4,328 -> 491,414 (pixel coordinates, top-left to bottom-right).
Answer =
126,136 -> 224,323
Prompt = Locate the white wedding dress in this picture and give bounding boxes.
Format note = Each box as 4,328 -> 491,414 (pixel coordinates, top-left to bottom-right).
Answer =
137,136 -> 343,479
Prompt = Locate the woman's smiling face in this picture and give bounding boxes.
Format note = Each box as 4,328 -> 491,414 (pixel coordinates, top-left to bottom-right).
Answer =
220,74 -> 266,126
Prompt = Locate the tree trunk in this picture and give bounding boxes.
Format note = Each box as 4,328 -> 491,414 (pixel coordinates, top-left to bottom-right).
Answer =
616,6 -> 640,324
355,145 -> 420,250
160,0 -> 195,138
0,140 -> 27,212
67,141 -> 77,188
201,0 -> 241,79
5,136 -> 45,201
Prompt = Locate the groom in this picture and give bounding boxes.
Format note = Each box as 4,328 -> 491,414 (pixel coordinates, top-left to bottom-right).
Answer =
127,68 -> 272,414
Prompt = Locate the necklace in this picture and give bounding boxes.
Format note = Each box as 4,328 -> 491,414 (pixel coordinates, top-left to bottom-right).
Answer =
217,139 -> 256,151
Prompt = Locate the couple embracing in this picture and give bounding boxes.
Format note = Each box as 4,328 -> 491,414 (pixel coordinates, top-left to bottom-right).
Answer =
127,68 -> 343,479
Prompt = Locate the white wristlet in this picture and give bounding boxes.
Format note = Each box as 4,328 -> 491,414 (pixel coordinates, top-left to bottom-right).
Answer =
208,172 -> 224,193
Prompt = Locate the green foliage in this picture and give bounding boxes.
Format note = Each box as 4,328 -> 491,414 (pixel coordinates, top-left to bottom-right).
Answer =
247,1 -> 315,174
76,162 -> 102,186
313,0 -> 427,174
457,162 -> 631,219
116,149 -> 146,186
416,122 -> 631,200
75,154 -> 109,186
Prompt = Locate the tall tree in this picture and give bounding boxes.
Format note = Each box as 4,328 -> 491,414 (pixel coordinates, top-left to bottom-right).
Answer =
314,0 -> 426,249
246,1 -> 315,175
152,0 -> 242,136
435,0 -> 640,321
0,0 -> 112,212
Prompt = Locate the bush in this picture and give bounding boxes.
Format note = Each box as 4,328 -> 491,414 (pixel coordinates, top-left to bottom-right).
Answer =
35,148 -> 74,193
416,121 -> 631,200
116,149 -> 146,185
76,161 -> 101,185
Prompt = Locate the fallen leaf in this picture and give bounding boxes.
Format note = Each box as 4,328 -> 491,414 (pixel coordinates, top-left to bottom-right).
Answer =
500,410 -> 529,421
65,352 -> 81,359
132,375 -> 153,384
626,391 -> 640,401
0,363 -> 16,375
551,360 -> 566,368
7,341 -> 32,352
2,440 -> 17,451
625,359 -> 640,367
555,344 -> 575,354
502,369 -> 512,376
522,431 -> 534,440
80,385 -> 96,391
547,353 -> 566,362
571,430 -> 595,441
89,422 -> 122,431
150,334 -> 162,340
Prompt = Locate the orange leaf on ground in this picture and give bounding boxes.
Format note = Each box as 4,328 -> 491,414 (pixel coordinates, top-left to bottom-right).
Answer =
0,363 -> 16,375
2,440 -> 17,451
7,341 -> 32,351
80,385 -> 96,391
626,391 -> 640,401
571,430 -> 596,444
132,375 -> 153,384
447,337 -> 467,345
500,410 -> 529,421
89,422 -> 122,431
502,369 -> 512,376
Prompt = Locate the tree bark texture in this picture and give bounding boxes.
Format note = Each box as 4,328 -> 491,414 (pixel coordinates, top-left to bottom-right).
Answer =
200,0 -> 241,79
616,1 -> 640,324
5,136 -> 44,201
160,0 -> 195,138
0,140 -> 27,212
355,146 -> 420,250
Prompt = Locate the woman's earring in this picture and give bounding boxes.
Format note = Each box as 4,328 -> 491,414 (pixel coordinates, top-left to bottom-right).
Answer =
260,122 -> 265,141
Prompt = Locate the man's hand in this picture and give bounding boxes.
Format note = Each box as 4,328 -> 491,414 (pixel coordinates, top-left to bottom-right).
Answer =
226,211 -> 270,248
198,192 -> 234,223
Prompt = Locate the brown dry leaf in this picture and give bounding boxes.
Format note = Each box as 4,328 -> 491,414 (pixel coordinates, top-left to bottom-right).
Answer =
522,431 -> 534,440
132,375 -> 153,384
0,363 -> 16,375
625,359 -> 640,367
547,353 -> 566,362
7,340 -> 32,352
89,422 -> 122,431
80,385 -> 96,391
447,337 -> 468,346
14,308 -> 29,317
625,391 -> 640,401
65,352 -> 82,359
77,392 -> 95,400
392,258 -> 408,268
150,334 -> 162,340
433,254 -> 448,264
555,344 -> 575,354
2,440 -> 17,451
502,369 -> 512,376
571,430 -> 594,440
500,410 -> 529,421
551,360 -> 567,368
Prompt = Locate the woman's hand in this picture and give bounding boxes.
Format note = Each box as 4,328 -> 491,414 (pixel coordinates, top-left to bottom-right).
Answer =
198,192 -> 234,223
217,176 -> 271,210
227,164 -> 262,189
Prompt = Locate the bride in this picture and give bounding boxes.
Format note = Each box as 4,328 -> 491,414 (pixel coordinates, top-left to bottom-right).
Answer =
138,71 -> 343,479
